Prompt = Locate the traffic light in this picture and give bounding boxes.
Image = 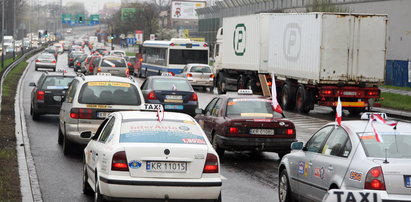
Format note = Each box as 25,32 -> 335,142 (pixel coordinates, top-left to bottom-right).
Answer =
38,32 -> 41,38
44,30 -> 48,37
79,17 -> 83,24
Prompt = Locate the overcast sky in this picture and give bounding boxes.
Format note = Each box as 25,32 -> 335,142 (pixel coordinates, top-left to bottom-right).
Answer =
62,0 -> 121,14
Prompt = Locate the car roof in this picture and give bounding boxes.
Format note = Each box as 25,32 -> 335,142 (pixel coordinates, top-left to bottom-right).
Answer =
149,76 -> 187,80
187,64 -> 210,67
217,93 -> 269,100
78,75 -> 137,83
339,120 -> 411,134
118,111 -> 195,122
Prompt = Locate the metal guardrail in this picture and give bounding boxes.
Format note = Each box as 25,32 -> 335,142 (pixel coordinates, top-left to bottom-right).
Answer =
0,48 -> 44,117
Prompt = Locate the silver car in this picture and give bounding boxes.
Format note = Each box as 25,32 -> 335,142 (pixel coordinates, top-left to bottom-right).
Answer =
35,53 -> 56,71
95,56 -> 129,77
278,114 -> 411,202
178,64 -> 214,91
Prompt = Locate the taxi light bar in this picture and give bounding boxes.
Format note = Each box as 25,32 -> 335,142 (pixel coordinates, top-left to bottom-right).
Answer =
237,89 -> 253,95
361,112 -> 387,120
161,72 -> 173,76
364,166 -> 386,190
111,151 -> 129,171
96,73 -> 112,76
203,153 -> 218,173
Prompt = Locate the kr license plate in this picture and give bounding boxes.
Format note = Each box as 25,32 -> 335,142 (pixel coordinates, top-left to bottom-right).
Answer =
165,105 -> 184,110
146,161 -> 187,173
250,129 -> 275,135
405,176 -> 411,188
97,112 -> 111,118
165,95 -> 182,100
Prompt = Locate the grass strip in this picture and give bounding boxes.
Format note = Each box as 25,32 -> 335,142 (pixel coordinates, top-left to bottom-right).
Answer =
126,52 -> 135,56
381,85 -> 411,92
381,92 -> 411,111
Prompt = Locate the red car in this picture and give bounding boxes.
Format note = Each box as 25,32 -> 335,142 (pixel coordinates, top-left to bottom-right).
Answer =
195,90 -> 296,158
85,55 -> 102,75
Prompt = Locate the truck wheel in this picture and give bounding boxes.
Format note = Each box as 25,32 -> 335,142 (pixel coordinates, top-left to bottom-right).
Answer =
348,108 -> 364,116
296,86 -> 310,113
237,75 -> 246,90
217,75 -> 226,94
281,84 -> 295,110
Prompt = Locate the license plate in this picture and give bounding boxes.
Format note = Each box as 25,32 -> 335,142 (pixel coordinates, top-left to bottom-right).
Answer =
97,112 -> 111,118
405,176 -> 411,188
146,161 -> 187,173
166,95 -> 182,100
165,105 -> 184,110
343,91 -> 357,96
250,129 -> 275,135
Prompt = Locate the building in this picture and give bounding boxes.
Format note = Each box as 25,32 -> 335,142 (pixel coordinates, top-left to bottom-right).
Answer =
196,0 -> 411,87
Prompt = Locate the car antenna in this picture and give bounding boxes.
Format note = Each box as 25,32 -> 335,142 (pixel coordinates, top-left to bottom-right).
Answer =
383,148 -> 389,164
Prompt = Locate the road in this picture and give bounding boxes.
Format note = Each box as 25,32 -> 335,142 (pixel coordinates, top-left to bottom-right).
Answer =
21,43 -> 409,201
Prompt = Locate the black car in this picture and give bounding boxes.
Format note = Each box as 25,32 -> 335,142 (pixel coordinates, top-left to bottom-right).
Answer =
140,76 -> 198,117
68,51 -> 84,67
73,54 -> 88,73
29,71 -> 75,120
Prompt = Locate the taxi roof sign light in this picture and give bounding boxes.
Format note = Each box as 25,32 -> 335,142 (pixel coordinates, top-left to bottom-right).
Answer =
97,73 -> 112,76
361,112 -> 388,120
143,103 -> 164,111
161,72 -> 173,76
238,89 -> 253,95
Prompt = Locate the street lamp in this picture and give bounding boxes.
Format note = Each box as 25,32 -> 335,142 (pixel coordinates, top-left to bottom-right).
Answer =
2,0 -> 5,69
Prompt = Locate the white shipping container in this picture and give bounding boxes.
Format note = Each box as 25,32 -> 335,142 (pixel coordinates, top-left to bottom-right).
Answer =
267,13 -> 387,84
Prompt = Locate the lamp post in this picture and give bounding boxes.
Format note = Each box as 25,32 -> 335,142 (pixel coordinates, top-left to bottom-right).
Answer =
1,0 -> 5,69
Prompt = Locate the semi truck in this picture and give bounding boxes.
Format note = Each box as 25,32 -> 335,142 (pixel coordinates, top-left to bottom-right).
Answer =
213,13 -> 387,114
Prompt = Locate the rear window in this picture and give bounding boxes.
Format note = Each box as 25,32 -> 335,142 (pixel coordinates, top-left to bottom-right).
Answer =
101,58 -> 126,67
190,66 -> 211,73
359,132 -> 411,158
152,79 -> 192,91
226,98 -> 283,118
38,54 -> 55,60
78,81 -> 141,105
120,120 -> 206,144
41,76 -> 74,90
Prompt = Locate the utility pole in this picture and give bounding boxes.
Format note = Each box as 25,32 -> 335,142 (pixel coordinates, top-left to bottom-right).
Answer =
13,0 -> 16,60
2,0 -> 5,69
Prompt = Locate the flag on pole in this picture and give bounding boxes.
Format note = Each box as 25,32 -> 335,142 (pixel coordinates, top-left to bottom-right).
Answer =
271,73 -> 283,114
335,97 -> 342,126
172,84 -> 177,91
369,114 -> 398,143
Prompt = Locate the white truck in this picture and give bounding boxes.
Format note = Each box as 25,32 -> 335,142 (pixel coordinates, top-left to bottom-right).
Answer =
3,35 -> 14,47
213,13 -> 387,114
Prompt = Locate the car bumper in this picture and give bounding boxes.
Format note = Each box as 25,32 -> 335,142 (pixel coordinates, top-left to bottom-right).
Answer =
65,122 -> 100,145
215,135 -> 296,152
35,103 -> 61,114
35,64 -> 56,69
146,100 -> 198,117
188,80 -> 214,87
99,176 -> 222,200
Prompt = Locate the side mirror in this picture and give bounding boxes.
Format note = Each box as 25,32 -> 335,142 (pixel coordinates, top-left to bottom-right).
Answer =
290,142 -> 304,150
29,82 -> 36,87
195,108 -> 204,115
80,131 -> 93,139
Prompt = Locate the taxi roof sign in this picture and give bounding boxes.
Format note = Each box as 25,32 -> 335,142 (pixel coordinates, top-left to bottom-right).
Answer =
161,72 -> 174,76
361,112 -> 388,120
143,103 -> 163,111
97,73 -> 112,76
237,89 -> 253,95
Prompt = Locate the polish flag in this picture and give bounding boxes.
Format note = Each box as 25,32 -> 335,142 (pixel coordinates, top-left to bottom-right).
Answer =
157,105 -> 164,122
335,97 -> 342,126
271,73 -> 283,114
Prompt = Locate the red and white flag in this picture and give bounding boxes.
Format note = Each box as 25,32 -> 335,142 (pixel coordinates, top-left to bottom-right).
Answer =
157,106 -> 165,122
271,73 -> 283,114
369,114 -> 398,143
335,97 -> 342,126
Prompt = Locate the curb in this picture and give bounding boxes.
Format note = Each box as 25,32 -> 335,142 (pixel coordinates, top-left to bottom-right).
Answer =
15,52 -> 43,202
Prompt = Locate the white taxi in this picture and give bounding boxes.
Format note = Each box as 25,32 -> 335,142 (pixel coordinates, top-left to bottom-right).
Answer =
81,110 -> 222,201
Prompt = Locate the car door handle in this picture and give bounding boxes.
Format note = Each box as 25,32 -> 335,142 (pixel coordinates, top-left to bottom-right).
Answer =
328,165 -> 333,171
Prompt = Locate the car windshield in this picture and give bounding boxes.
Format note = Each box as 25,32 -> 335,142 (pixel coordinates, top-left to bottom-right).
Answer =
190,66 -> 211,73
100,58 -> 126,67
38,54 -> 55,60
41,76 -> 73,90
78,81 -> 141,105
120,120 -> 206,145
359,132 -> 411,158
226,98 -> 283,118
152,78 -> 192,91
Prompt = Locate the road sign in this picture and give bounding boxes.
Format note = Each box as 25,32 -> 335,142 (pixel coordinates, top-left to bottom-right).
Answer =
126,38 -> 137,45
135,30 -> 143,44
150,34 -> 155,40
121,8 -> 136,21
62,14 -> 72,24
90,14 -> 100,25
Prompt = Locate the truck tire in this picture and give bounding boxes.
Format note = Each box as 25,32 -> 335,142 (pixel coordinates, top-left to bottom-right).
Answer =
348,108 -> 364,116
246,76 -> 259,93
217,75 -> 227,94
281,84 -> 295,110
296,85 -> 310,113
237,75 -> 246,90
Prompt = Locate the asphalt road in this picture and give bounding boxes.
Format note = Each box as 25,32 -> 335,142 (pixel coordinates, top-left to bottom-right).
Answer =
21,41 -> 409,201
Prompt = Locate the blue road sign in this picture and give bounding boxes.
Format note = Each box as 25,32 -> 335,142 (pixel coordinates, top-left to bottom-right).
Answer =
126,38 -> 137,45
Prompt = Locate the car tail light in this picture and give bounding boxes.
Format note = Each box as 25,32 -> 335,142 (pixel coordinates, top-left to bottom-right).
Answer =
125,68 -> 130,77
89,65 -> 94,72
139,57 -> 143,62
364,166 -> 386,190
286,129 -> 294,135
367,91 -> 379,96
186,73 -> 192,77
203,153 -> 218,173
69,58 -> 73,61
320,90 -> 333,95
97,67 -> 101,72
267,81 -> 272,86
147,91 -> 157,100
35,59 -> 40,63
77,62 -> 81,66
210,74 -> 215,78
51,61 -> 56,63
190,93 -> 198,101
229,127 -> 238,134
203,44 -> 208,47
111,151 -> 129,171
170,43 -> 175,46
69,108 -> 93,119
127,62 -> 132,67
36,91 -> 45,101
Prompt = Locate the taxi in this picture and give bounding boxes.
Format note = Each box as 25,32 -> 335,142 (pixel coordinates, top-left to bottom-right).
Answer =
195,89 -> 296,158
29,70 -> 75,120
278,113 -> 411,202
80,110 -> 222,201
58,74 -> 144,155
140,74 -> 198,117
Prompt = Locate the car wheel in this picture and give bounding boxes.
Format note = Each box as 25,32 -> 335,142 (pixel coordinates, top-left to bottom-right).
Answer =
58,128 -> 63,145
212,134 -> 224,157
62,133 -> 72,156
279,170 -> 294,202
82,161 -> 93,195
296,86 -> 310,113
94,177 -> 105,202
214,192 -> 222,202
31,105 -> 39,120
217,76 -> 226,94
